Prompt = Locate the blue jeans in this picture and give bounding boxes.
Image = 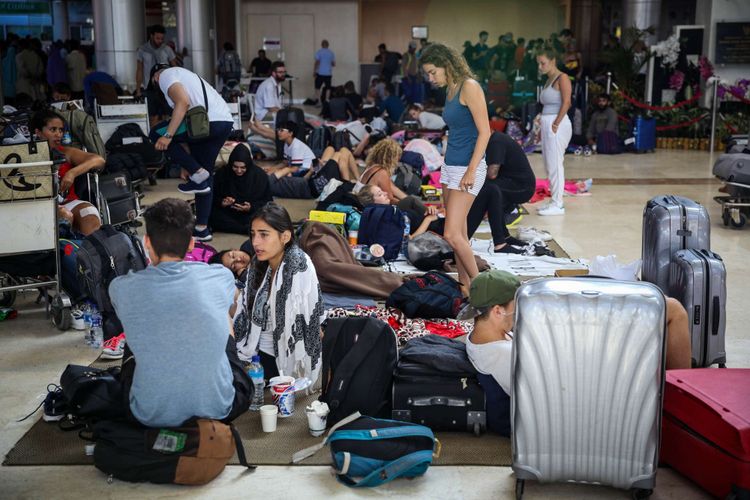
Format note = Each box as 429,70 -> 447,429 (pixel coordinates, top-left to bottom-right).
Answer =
151,120 -> 233,226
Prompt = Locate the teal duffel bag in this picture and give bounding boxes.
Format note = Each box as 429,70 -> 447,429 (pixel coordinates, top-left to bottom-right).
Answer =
293,412 -> 439,487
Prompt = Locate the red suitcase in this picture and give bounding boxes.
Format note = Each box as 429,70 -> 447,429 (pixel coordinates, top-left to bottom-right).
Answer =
660,369 -> 750,499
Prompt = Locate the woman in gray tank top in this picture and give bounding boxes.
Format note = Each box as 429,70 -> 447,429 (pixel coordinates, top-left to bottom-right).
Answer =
420,43 -> 491,293
537,47 -> 572,216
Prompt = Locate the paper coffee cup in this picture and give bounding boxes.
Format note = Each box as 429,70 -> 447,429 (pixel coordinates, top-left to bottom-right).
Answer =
306,409 -> 327,437
260,405 -> 278,432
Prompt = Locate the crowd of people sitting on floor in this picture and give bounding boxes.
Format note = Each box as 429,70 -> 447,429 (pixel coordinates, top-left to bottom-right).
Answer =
1,30 -> 696,479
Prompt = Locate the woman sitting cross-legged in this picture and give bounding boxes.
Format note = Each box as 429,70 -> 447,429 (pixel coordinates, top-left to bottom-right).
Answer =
232,203 -> 324,383
209,144 -> 273,235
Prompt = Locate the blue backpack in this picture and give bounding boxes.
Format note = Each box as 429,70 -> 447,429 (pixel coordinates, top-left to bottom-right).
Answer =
293,412 -> 437,487
357,205 -> 406,261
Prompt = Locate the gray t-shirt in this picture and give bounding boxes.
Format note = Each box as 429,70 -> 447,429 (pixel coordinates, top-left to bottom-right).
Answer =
109,261 -> 236,427
136,41 -> 176,78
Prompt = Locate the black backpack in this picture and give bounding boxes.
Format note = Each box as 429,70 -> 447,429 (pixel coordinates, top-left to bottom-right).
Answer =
386,271 -> 465,319
93,418 -> 253,485
394,163 -> 422,196
105,151 -> 149,182
308,125 -> 333,158
77,225 -> 148,338
105,122 -> 164,167
320,317 -> 398,427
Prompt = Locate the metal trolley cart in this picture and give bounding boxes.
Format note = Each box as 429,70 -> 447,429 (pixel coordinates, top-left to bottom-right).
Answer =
0,141 -> 72,329
714,181 -> 750,229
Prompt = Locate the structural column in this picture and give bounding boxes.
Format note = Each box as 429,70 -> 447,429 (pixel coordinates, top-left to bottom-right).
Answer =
91,0 -> 145,91
52,0 -> 69,42
176,0 -> 216,82
622,0 -> 662,44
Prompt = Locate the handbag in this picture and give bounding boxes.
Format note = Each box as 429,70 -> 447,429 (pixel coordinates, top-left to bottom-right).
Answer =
185,77 -> 210,139
60,364 -> 125,420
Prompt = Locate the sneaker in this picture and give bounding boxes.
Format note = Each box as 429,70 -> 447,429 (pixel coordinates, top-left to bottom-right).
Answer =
494,244 -> 527,254
574,146 -> 584,156
101,333 -> 126,360
43,384 -> 67,422
583,146 -> 593,157
517,227 -> 553,242
504,210 -> 523,228
538,204 -> 565,216
178,180 -> 211,195
193,227 -> 213,242
70,306 -> 86,331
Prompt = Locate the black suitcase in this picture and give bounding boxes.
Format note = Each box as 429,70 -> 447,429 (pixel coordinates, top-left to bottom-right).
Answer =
391,361 -> 487,436
98,171 -> 132,201
101,192 -> 141,227
669,249 -> 727,367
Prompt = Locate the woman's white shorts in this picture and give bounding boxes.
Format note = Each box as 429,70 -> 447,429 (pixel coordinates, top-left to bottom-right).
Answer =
440,158 -> 487,197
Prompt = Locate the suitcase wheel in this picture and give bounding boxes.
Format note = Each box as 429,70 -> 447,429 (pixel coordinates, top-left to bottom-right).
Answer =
631,488 -> 652,499
515,479 -> 524,500
730,212 -> 746,229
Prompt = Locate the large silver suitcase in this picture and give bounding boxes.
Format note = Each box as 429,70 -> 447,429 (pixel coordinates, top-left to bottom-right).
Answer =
669,249 -> 727,367
512,278 -> 666,499
642,195 -> 710,292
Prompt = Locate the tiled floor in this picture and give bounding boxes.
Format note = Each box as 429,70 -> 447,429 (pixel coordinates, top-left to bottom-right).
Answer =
2,149 -> 746,499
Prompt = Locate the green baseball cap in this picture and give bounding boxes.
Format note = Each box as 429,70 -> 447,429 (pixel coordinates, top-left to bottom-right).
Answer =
469,270 -> 520,311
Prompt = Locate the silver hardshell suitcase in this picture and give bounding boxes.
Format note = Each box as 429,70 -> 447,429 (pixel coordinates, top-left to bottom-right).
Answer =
669,249 -> 727,367
642,195 -> 710,292
511,278 -> 667,499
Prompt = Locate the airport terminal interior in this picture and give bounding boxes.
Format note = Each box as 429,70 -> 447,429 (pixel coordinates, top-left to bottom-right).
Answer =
0,0 -> 748,498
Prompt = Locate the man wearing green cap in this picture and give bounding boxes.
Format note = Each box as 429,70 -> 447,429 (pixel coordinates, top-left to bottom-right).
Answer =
465,270 -> 520,396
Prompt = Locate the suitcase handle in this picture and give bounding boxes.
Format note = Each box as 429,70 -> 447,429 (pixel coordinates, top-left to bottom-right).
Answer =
409,396 -> 470,407
712,296 -> 720,336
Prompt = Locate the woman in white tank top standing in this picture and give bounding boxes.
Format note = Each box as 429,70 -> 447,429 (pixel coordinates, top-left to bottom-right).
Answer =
537,48 -> 572,216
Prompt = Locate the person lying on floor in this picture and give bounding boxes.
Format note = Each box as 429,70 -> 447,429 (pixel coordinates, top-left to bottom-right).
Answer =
464,270 -> 692,434
355,138 -> 422,206
264,121 -> 358,199
32,108 -> 104,236
109,198 -> 251,427
210,247 -> 252,279
233,203 -> 324,383
209,144 -> 272,235
356,184 -> 439,238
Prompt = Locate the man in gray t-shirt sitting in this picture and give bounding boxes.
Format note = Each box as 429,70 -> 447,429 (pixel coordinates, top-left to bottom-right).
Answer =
110,198 -> 249,428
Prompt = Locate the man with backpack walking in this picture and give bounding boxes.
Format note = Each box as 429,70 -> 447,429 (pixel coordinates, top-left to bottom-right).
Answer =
217,42 -> 243,92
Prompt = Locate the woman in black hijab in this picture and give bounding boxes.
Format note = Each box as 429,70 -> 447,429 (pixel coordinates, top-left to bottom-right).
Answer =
209,144 -> 273,234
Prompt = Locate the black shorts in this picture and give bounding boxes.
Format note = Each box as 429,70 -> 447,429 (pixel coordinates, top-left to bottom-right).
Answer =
315,74 -> 332,90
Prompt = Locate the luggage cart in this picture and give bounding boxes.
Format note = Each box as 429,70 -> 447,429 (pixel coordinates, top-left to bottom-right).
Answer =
94,96 -> 150,143
0,151 -> 72,330
714,181 -> 750,229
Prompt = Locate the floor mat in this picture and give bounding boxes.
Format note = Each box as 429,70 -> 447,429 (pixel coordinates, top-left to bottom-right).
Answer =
3,392 -> 511,467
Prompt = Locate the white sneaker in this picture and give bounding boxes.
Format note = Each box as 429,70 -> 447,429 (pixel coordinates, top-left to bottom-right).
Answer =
517,226 -> 553,242
101,333 -> 126,360
70,306 -> 86,331
537,204 -> 565,216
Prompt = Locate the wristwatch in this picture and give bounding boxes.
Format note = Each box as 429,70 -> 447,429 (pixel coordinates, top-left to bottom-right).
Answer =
163,132 -> 173,139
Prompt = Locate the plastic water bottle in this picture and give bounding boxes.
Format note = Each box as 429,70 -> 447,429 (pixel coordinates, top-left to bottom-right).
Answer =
401,214 -> 411,259
90,312 -> 104,349
62,130 -> 72,145
247,355 -> 265,411
83,306 -> 93,346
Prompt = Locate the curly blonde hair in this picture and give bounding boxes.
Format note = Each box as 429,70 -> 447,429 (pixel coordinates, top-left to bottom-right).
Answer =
365,138 -> 402,174
418,42 -> 475,87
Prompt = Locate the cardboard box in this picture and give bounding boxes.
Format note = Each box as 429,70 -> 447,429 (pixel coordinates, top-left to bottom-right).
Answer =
308,210 -> 346,225
554,269 -> 589,277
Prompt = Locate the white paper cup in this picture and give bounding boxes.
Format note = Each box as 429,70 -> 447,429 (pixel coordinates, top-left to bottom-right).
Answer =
260,404 -> 278,432
306,409 -> 327,437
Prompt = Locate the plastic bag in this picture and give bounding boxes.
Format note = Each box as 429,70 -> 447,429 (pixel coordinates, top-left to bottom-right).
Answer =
588,255 -> 641,281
